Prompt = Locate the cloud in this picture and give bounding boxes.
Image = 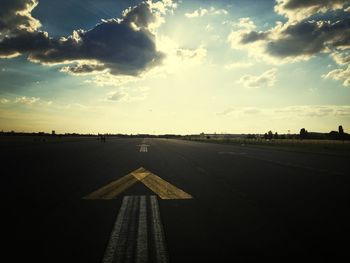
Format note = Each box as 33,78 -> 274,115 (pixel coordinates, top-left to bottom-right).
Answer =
82,40 -> 207,87
216,107 -> 236,116
238,68 -> 277,88
322,65 -> 350,86
218,105 -> 350,118
105,86 -> 148,102
176,46 -> 207,61
216,107 -> 262,116
0,1 -> 176,76
230,19 -> 350,64
0,0 -> 41,36
233,17 -> 257,30
275,0 -> 349,21
106,90 -> 129,102
266,20 -> 350,59
86,73 -> 137,87
275,105 -> 350,117
243,108 -> 261,114
60,61 -> 107,76
185,7 -> 208,18
0,98 -> 10,104
228,1 -> 350,87
152,35 -> 209,76
185,7 -> 228,18
225,61 -> 253,70
205,24 -> 214,32
0,96 -> 90,111
14,96 -> 40,104
331,51 -> 350,65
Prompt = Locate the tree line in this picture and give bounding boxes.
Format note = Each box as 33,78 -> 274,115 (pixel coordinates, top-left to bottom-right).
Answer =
258,125 -> 349,140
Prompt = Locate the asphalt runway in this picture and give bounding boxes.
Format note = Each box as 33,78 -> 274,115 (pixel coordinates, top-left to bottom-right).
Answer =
2,138 -> 350,262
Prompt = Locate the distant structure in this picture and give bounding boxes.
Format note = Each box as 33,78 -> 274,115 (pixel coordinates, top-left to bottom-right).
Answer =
52,130 -> 55,135
300,128 -> 308,139
198,133 -> 245,140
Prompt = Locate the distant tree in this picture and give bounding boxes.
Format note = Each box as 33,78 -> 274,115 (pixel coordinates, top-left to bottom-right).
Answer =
339,125 -> 344,140
329,131 -> 339,140
274,132 -> 279,139
300,128 -> 308,139
268,130 -> 273,140
246,134 -> 256,139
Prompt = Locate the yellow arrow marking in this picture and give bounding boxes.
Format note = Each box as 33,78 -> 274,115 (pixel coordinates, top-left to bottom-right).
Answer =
83,174 -> 138,200
131,168 -> 150,180
141,172 -> 192,200
83,167 -> 192,200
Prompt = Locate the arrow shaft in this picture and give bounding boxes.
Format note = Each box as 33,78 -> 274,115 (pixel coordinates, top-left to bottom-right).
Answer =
102,196 -> 168,263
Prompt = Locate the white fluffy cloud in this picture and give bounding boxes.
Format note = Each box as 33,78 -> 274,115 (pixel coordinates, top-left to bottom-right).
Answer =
176,46 -> 207,61
154,35 -> 208,76
331,52 -> 350,65
0,98 -> 10,104
238,68 -> 277,88
106,91 -> 129,102
216,107 -> 261,116
228,0 -> 350,87
225,61 -> 253,70
218,105 -> 350,117
14,96 -> 40,104
322,65 -> 350,86
274,105 -> 350,117
105,86 -> 148,102
185,7 -> 228,18
232,17 -> 257,30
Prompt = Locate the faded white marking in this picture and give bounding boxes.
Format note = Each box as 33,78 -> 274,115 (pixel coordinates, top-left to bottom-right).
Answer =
102,195 -> 169,263
150,196 -> 169,263
138,144 -> 149,152
136,196 -> 148,263
218,151 -> 247,155
102,196 -> 131,263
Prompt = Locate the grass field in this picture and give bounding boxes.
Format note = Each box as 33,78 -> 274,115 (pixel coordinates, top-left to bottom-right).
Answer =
2,135 -> 349,156
186,137 -> 350,156
0,135 -> 98,147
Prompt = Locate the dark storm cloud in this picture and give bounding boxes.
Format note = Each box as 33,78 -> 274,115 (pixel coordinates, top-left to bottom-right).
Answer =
233,0 -> 350,63
266,19 -> 350,58
61,63 -> 107,75
28,18 -> 164,75
237,19 -> 350,60
275,0 -> 349,21
277,0 -> 348,10
0,1 -> 165,76
0,31 -> 50,57
0,0 -> 40,35
239,31 -> 269,45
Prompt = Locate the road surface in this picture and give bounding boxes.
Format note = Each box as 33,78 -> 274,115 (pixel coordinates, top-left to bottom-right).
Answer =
2,138 -> 349,262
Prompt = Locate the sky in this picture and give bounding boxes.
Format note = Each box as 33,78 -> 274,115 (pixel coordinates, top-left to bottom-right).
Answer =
0,0 -> 350,135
